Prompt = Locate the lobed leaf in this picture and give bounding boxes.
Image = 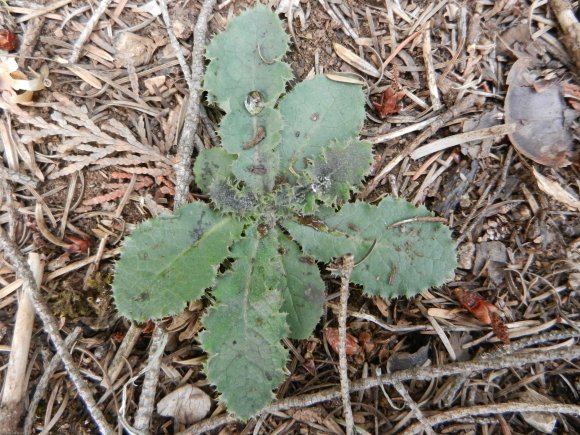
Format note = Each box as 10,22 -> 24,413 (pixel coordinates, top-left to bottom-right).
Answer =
283,197 -> 457,298
220,107 -> 282,192
278,75 -> 366,175
200,225 -> 288,419
204,5 -> 292,113
306,139 -> 373,206
112,202 -> 245,321
278,231 -> 325,339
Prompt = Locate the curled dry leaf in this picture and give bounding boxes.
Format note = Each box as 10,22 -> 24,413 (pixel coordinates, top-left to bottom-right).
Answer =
505,58 -> 577,167
453,288 -> 510,344
0,56 -> 45,105
157,384 -> 211,425
372,87 -> 406,119
324,327 -> 361,356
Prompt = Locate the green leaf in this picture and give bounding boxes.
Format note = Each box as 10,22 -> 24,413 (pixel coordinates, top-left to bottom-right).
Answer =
278,231 -> 325,339
278,75 -> 366,174
201,225 -> 288,420
306,139 -> 373,205
283,197 -> 457,298
204,5 -> 292,113
112,202 -> 245,321
193,147 -> 236,193
220,107 -> 282,192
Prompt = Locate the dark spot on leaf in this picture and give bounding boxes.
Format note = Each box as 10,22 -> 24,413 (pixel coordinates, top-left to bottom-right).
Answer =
135,292 -> 150,302
294,131 -> 300,138
299,256 -> 316,264
278,247 -> 288,255
257,223 -> 268,237
347,223 -> 358,231
310,112 -> 319,121
248,164 -> 267,175
189,227 -> 204,242
232,340 -> 237,345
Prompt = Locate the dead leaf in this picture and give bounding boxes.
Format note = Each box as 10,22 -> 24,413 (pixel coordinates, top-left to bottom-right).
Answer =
65,235 -> 91,255
333,43 -> 380,78
386,343 -> 430,372
324,327 -> 360,356
65,65 -> 102,90
0,30 -> 17,51
532,168 -> 580,211
519,390 -> 558,433
473,241 -> 507,285
157,385 -> 211,425
114,32 -> 156,67
453,288 -> 509,344
505,58 -> 577,167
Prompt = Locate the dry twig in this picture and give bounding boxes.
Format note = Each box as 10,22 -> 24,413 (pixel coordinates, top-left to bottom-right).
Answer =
402,402 -> 580,435
68,0 -> 114,64
329,254 -> 356,435
133,0 -> 217,431
0,254 -> 40,435
173,0 -> 218,205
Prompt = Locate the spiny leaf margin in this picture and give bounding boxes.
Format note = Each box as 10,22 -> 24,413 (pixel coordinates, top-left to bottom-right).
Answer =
112,202 -> 245,321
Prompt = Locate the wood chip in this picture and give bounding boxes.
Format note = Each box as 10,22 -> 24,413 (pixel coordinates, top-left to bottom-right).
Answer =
533,168 -> 580,211
410,123 -> 517,160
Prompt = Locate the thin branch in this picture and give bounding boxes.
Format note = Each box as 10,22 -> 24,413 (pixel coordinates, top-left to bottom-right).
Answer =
132,325 -> 169,433
179,345 -> 580,434
173,0 -> 218,206
68,0 -> 114,64
103,323 -> 142,387
402,402 -> 580,435
331,254 -> 355,435
158,0 -> 193,88
0,226 -> 115,435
